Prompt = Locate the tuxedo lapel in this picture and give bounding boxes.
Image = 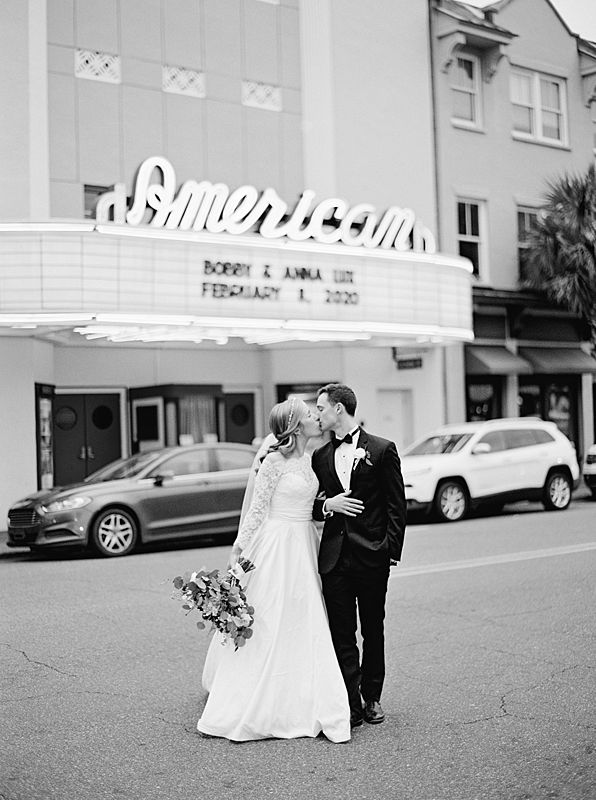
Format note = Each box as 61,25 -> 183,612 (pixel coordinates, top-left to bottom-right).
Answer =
325,441 -> 345,493
349,428 -> 370,488
357,428 -> 369,451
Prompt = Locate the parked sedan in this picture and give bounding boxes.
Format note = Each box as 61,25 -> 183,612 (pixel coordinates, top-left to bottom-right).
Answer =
7,443 -> 256,557
402,418 -> 580,523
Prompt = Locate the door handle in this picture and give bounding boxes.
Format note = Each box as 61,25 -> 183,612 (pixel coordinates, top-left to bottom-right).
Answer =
78,446 -> 95,460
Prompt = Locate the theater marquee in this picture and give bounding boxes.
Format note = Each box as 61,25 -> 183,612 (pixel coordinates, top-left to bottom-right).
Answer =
0,157 -> 473,346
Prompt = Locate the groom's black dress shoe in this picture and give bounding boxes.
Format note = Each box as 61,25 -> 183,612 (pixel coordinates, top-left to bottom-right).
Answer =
350,712 -> 363,728
363,700 -> 385,724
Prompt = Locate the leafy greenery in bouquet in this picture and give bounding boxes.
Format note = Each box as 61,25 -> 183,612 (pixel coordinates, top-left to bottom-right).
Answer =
172,557 -> 256,650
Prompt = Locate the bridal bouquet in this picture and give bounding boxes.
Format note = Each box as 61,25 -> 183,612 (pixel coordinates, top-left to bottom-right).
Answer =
172,557 -> 256,650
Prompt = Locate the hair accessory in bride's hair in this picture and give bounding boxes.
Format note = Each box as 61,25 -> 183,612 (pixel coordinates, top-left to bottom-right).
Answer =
287,397 -> 296,427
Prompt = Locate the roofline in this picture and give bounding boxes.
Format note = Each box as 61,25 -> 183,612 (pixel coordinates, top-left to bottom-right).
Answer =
483,0 -> 576,39
578,37 -> 596,60
434,1 -> 516,39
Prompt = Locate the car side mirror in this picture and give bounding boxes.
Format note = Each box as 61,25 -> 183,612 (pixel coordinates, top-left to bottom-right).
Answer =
153,470 -> 175,486
472,442 -> 492,455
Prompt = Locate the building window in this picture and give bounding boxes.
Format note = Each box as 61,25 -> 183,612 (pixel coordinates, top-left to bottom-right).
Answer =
467,379 -> 502,421
518,378 -> 577,445
517,207 -> 540,280
510,68 -> 567,145
451,55 -> 481,126
457,200 -> 483,277
84,185 -> 110,220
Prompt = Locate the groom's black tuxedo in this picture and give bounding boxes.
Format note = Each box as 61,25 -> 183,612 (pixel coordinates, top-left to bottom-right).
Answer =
311,428 -> 406,718
312,428 -> 406,574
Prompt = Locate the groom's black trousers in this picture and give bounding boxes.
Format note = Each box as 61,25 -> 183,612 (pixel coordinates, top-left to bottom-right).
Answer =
321,555 -> 390,716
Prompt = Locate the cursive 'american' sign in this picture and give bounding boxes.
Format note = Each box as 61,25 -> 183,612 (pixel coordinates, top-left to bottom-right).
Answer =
95,156 -> 436,254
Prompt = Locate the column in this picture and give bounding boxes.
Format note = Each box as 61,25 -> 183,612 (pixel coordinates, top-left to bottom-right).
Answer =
504,374 -> 519,417
29,0 -> 50,218
581,373 -> 594,461
298,0 -> 336,196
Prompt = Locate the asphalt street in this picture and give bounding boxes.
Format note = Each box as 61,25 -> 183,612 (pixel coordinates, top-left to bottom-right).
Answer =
1,494 -> 595,800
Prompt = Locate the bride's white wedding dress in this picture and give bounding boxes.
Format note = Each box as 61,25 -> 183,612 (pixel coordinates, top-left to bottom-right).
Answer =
197,452 -> 350,743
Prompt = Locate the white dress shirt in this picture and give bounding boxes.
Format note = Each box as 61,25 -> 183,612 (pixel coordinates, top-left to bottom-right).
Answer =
334,427 -> 360,492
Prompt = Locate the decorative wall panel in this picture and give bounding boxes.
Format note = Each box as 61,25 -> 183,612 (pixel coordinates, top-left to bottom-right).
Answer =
75,49 -> 121,83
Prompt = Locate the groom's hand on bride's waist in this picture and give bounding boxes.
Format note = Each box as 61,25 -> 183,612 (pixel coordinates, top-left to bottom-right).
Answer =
324,490 -> 365,518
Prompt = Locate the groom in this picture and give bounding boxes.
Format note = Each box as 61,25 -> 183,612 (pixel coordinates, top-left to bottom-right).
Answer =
312,383 -> 406,728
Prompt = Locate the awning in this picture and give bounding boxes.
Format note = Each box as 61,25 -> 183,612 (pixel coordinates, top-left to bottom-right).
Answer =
519,347 -> 596,374
465,346 -> 532,375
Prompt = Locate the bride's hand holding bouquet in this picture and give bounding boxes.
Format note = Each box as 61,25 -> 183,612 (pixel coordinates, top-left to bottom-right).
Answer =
172,556 -> 256,650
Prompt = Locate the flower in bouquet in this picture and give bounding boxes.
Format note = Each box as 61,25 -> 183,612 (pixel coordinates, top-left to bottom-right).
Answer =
172,557 -> 256,650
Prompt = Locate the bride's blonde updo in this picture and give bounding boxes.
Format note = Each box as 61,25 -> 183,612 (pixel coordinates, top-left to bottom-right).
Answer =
265,397 -> 306,458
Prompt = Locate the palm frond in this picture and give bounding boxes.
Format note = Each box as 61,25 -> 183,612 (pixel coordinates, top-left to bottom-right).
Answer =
521,164 -> 596,345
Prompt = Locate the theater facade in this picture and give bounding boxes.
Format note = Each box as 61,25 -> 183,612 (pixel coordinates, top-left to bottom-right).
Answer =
0,153 -> 473,519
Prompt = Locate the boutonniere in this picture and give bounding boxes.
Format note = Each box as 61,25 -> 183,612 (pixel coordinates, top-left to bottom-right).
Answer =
352,447 -> 373,470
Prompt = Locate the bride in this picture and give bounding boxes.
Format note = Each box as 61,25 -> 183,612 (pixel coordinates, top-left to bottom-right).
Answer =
197,398 -> 350,743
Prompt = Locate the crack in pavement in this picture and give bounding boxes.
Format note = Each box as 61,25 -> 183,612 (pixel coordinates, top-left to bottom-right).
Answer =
157,714 -> 197,735
477,644 -> 560,668
505,663 -> 590,695
0,642 -> 77,678
458,693 -> 512,726
555,663 -> 593,675
4,688 -> 130,704
454,663 -> 594,727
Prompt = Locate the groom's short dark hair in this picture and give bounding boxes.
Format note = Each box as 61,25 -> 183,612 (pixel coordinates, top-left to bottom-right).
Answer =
318,383 -> 357,416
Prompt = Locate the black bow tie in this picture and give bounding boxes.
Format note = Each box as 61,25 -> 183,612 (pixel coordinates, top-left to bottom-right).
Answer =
332,432 -> 353,449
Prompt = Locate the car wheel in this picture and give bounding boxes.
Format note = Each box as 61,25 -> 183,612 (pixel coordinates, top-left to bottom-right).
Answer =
542,472 -> 572,511
590,488 -> 596,501
434,480 -> 469,522
91,508 -> 138,557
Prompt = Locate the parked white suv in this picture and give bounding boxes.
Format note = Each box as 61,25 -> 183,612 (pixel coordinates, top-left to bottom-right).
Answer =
402,418 -> 580,522
583,443 -> 596,499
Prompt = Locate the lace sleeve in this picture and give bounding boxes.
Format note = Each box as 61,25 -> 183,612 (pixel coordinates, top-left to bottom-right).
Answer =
234,455 -> 282,550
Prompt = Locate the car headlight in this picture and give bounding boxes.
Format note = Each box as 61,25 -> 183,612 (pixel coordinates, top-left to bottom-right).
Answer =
39,496 -> 92,514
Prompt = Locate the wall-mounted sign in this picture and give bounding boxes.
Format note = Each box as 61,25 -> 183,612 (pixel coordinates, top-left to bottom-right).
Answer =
95,156 -> 436,254
396,357 -> 423,370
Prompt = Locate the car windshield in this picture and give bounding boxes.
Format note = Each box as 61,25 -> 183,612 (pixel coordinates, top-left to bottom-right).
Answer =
85,452 -> 163,482
405,433 -> 473,456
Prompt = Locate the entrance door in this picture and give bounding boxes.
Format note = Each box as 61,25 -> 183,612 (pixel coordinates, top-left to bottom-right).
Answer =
53,393 -> 122,485
376,389 -> 414,451
224,393 -> 255,444
131,397 -> 165,452
519,377 -> 579,448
